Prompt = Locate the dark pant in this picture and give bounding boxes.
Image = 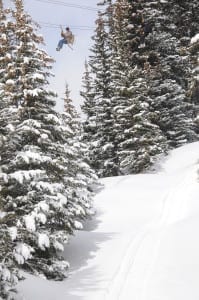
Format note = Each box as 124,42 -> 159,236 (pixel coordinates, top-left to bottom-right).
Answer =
57,38 -> 68,49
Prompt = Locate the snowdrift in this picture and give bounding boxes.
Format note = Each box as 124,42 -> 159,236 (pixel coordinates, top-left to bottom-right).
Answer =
17,142 -> 199,300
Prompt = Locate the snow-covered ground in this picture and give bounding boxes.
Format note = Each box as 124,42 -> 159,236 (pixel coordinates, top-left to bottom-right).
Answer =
17,142 -> 199,300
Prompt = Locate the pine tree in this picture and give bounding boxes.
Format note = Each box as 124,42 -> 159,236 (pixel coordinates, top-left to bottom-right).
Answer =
127,0 -> 197,148
0,0 -> 18,137
188,34 -> 199,133
82,0 -> 198,176
0,0 -> 7,141
114,71 -> 168,174
80,60 -> 95,119
107,0 -> 133,174
109,0 -> 166,174
81,0 -> 168,175
150,0 -> 198,146
80,60 -> 97,165
0,2 -> 21,298
0,1 -> 95,294
162,0 -> 199,136
62,84 -> 97,217
82,10 -> 116,177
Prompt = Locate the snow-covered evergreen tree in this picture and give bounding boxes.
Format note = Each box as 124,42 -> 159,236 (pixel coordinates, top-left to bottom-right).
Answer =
81,60 -> 95,119
151,0 -> 198,145
82,0 -> 168,175
0,0 -> 18,139
188,33 -> 199,133
0,1 -> 96,295
109,0 -> 166,174
0,2 -> 21,298
80,60 -> 97,166
114,72 -> 168,174
127,0 -> 197,148
62,84 -> 97,214
168,0 -> 199,134
160,0 -> 198,89
82,9 -> 116,177
0,0 -> 7,142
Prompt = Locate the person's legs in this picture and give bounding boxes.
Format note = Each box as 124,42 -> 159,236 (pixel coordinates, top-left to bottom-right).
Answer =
56,39 -> 67,51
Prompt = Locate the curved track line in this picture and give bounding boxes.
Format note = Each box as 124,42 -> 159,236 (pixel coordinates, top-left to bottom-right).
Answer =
103,167 -> 196,300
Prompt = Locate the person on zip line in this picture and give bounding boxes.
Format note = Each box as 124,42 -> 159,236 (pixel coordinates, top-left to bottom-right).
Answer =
56,26 -> 74,51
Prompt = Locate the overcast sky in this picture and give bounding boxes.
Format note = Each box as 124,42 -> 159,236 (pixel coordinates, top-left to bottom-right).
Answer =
6,0 -> 99,113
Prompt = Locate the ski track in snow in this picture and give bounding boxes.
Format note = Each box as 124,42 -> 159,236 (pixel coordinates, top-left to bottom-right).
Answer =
103,165 -> 198,300
16,142 -> 199,300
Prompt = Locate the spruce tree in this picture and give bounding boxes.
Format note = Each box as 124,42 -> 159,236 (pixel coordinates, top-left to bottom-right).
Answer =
109,0 -> 166,174
82,0 -> 198,176
81,60 -> 95,119
80,60 -> 97,166
114,72 -> 168,174
61,84 -> 97,221
127,0 -> 197,148
188,34 -> 199,133
0,0 -> 18,138
0,2 -> 21,298
82,0 -> 168,175
0,1 -> 95,295
82,10 -> 115,177
150,0 -> 198,146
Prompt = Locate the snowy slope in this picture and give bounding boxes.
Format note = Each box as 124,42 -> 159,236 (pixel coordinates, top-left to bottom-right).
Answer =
17,142 -> 199,300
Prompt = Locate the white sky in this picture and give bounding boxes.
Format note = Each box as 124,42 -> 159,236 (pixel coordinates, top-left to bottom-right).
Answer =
6,0 -> 99,113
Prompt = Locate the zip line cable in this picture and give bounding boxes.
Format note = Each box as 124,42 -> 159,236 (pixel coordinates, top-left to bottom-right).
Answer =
38,21 -> 94,30
29,0 -> 97,32
39,21 -> 95,31
32,0 -> 98,12
41,25 -> 94,31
